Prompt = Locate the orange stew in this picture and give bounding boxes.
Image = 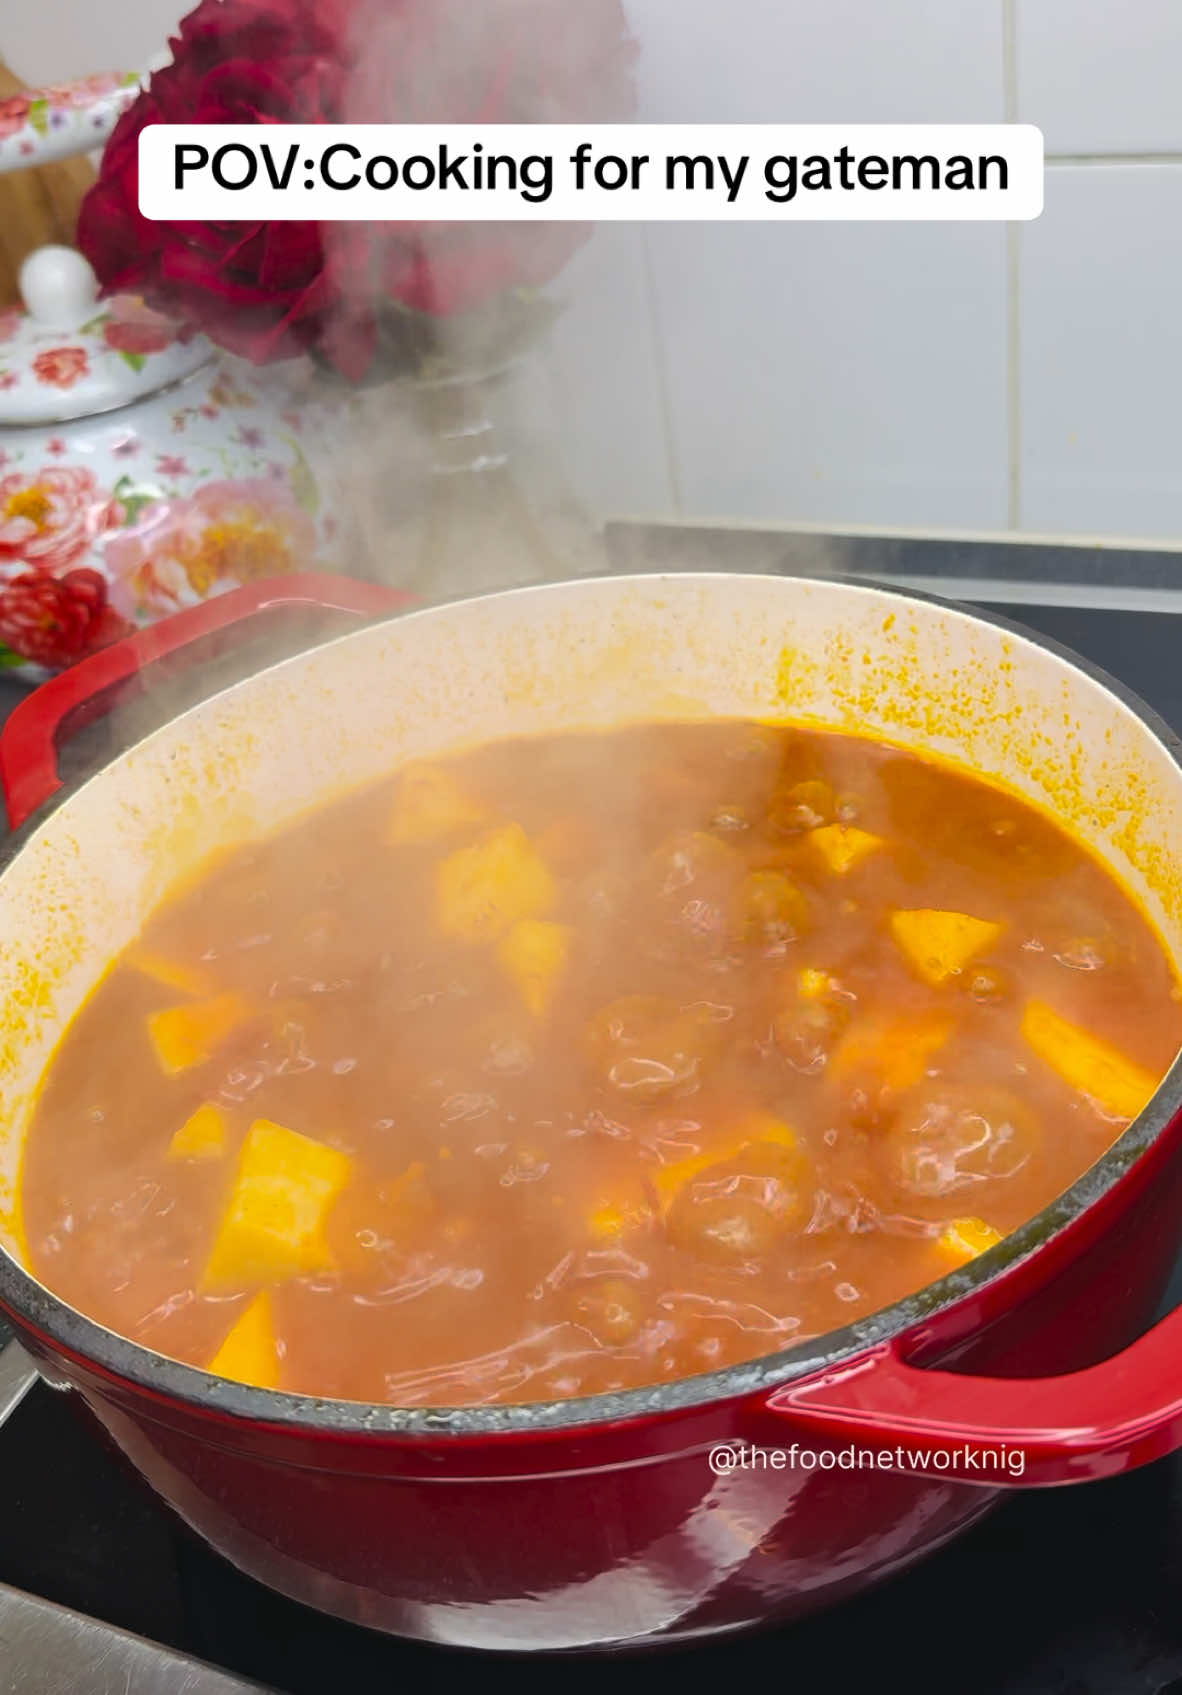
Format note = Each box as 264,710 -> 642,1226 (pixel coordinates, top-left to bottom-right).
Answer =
21,721 -> 1182,1405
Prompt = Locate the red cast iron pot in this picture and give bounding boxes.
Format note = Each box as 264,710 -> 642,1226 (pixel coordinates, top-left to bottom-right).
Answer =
0,569 -> 1181,1652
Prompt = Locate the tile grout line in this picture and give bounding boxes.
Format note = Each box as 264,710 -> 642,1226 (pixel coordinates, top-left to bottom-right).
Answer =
1003,0 -> 1021,530
1002,0 -> 1018,124
1046,151 -> 1182,165
638,224 -> 685,517
606,514 -> 1182,554
1006,225 -> 1022,531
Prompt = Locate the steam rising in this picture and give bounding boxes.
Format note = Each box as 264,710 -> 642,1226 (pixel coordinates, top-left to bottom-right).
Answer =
309,0 -> 638,605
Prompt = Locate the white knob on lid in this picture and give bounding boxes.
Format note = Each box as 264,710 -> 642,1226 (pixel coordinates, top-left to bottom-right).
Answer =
19,245 -> 101,329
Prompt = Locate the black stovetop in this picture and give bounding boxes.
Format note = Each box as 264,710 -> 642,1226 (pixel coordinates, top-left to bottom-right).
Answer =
3,585 -> 1182,1695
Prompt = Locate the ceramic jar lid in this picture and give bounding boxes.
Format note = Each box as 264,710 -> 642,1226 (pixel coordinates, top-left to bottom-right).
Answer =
0,245 -> 211,426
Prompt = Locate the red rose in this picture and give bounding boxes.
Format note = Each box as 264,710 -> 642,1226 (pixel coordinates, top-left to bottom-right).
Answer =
78,0 -> 365,373
32,347 -> 90,388
103,321 -> 169,355
102,299 -> 179,356
0,95 -> 30,141
78,0 -> 635,380
0,569 -> 132,670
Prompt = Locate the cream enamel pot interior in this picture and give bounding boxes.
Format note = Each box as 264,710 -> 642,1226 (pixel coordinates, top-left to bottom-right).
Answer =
0,570 -> 1181,1651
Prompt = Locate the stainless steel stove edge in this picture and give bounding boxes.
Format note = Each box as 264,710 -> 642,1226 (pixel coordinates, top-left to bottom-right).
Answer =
604,519 -> 1182,609
0,1579 -> 275,1694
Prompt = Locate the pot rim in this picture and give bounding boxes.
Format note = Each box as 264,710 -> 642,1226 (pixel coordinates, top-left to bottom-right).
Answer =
2,568 -> 1181,1440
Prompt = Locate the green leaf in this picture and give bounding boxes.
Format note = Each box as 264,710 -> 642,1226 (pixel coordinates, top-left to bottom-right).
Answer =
78,314 -> 109,336
113,475 -> 161,528
282,437 -> 320,515
0,647 -> 28,670
118,350 -> 147,373
121,494 -> 157,526
27,99 -> 49,137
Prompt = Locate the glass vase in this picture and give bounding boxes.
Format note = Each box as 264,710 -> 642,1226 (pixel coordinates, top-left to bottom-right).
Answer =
322,353 -> 606,605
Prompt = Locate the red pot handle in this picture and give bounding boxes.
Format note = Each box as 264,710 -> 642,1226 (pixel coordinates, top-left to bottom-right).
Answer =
0,574 -> 411,832
765,1304 -> 1182,1486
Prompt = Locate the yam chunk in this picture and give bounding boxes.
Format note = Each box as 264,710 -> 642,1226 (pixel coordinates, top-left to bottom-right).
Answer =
388,762 -> 486,845
890,909 -> 1003,985
797,967 -> 836,1001
148,992 -> 249,1076
809,825 -> 884,876
1021,1000 -> 1158,1121
498,919 -> 572,1017
203,1119 -> 352,1290
208,1291 -> 280,1390
130,949 -> 210,998
831,1010 -> 955,1092
168,1102 -> 227,1162
937,1217 -> 1003,1266
436,823 -> 554,944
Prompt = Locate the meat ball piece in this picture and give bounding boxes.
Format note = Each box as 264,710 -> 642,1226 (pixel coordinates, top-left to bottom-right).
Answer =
645,830 -> 744,955
650,829 -> 740,898
568,1277 -> 646,1346
324,1165 -> 436,1283
468,1008 -> 536,1078
738,870 -> 812,950
961,963 -> 1012,1004
879,1085 -> 1040,1216
666,1140 -> 811,1266
586,995 -> 723,1102
774,995 -> 850,1073
767,779 -> 835,835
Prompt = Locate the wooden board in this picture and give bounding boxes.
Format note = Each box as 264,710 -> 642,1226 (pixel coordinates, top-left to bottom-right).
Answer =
0,59 -> 96,308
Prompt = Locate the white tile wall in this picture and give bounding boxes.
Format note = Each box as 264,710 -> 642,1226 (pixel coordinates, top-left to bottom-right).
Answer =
545,226 -> 676,519
1017,0 -> 1182,156
572,0 -> 1012,532
3,0 -> 180,83
1020,163 -> 1182,539
646,220 -> 1009,530
11,0 -> 1182,543
629,0 -> 1005,122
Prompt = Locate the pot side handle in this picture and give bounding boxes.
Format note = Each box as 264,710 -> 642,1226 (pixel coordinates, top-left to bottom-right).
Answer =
765,1310 -> 1182,1486
0,573 -> 412,831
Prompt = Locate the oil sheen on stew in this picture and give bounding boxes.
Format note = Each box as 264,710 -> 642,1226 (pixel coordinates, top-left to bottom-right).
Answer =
21,721 -> 1182,1406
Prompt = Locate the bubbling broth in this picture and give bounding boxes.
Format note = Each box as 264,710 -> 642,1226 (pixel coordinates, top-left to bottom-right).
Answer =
20,721 -> 1182,1405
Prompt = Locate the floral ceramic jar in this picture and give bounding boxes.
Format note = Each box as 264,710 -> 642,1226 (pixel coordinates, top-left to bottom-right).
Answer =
0,74 -> 343,676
